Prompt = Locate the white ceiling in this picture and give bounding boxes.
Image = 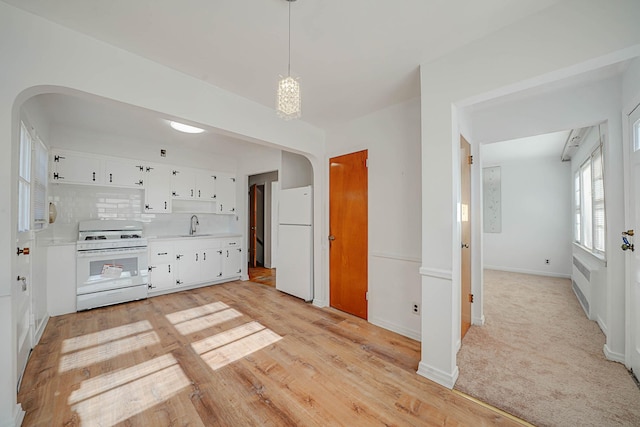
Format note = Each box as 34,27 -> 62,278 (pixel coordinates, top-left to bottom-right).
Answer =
482,130 -> 571,165
4,0 -> 569,129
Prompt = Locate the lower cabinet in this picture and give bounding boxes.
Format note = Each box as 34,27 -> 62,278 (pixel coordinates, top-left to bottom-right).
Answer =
148,236 -> 242,294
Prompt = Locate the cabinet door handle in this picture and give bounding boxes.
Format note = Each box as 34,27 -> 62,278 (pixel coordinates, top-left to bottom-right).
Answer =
146,166 -> 154,172
136,179 -> 144,186
176,280 -> 183,285
109,173 -> 113,183
157,252 -> 167,255
145,204 -> 150,210
92,172 -> 96,182
137,165 -> 144,171
203,252 -> 206,261
164,201 -> 168,210
218,250 -> 223,254
168,265 -> 171,273
229,242 -> 236,246
148,266 -> 156,271
198,190 -> 201,198
54,155 -> 65,162
176,254 -> 183,260
196,253 -> 198,262
191,189 -> 194,197
53,172 -> 64,180
226,250 -> 229,258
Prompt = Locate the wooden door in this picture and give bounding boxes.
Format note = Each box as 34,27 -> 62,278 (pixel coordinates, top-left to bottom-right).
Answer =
329,150 -> 368,319
460,136 -> 472,339
249,184 -> 258,268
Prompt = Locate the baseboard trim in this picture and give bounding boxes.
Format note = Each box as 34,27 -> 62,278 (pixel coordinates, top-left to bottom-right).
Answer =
33,315 -> 50,346
7,404 -> 25,427
312,298 -> 328,308
603,344 -> 625,363
484,265 -> 570,279
456,338 -> 461,352
472,314 -> 485,326
369,316 -> 420,341
419,267 -> 452,281
417,361 -> 459,389
596,316 -> 607,336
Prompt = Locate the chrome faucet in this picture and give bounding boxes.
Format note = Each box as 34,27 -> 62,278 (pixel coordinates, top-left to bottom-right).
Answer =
189,215 -> 199,235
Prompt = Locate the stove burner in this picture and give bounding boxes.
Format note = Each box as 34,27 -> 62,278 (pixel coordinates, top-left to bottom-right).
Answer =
121,234 -> 141,239
85,236 -> 107,240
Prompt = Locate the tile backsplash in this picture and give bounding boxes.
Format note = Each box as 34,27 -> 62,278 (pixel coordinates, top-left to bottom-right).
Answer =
48,185 -> 237,241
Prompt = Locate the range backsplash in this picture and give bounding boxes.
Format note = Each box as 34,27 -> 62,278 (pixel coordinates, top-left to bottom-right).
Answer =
47,184 -> 237,241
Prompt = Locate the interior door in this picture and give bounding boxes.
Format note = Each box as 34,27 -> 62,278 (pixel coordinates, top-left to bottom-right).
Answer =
460,136 -> 472,339
627,105 -> 640,376
249,184 -> 257,268
329,150 -> 368,319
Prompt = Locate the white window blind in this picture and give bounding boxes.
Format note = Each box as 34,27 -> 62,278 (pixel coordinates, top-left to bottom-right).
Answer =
581,160 -> 592,250
18,122 -> 32,232
33,138 -> 48,229
592,146 -> 605,253
574,172 -> 581,243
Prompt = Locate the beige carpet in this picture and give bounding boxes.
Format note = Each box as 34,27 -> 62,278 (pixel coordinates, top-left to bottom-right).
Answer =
455,270 -> 640,427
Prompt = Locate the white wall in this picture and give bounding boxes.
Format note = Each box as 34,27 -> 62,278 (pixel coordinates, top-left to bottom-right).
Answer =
419,0 -> 640,388
281,151 -> 313,190
326,97 -> 422,340
482,157 -> 572,277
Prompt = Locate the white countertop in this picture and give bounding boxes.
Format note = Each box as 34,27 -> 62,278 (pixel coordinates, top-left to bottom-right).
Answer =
147,233 -> 241,241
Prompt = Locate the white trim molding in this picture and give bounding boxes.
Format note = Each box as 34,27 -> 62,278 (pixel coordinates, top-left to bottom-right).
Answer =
417,362 -> 459,389
484,265 -> 570,279
312,298 -> 328,308
419,267 -> 453,281
472,314 -> 485,326
603,344 -> 625,364
370,316 -> 421,341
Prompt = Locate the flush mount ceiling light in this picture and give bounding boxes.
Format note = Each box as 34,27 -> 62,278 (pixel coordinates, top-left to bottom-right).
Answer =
276,0 -> 301,120
169,121 -> 205,134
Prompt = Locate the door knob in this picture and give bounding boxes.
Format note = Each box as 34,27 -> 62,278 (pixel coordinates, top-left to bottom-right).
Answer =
328,235 -> 336,241
16,276 -> 26,291
461,243 -> 469,249
17,247 -> 29,256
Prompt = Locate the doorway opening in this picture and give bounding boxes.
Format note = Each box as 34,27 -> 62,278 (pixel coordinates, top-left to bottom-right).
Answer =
248,171 -> 279,287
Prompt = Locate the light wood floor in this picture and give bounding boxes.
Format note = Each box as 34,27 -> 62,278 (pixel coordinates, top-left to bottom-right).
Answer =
19,281 -> 523,426
248,265 -> 275,287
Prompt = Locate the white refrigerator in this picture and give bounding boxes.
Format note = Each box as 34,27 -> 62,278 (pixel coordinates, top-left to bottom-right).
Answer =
277,185 -> 313,301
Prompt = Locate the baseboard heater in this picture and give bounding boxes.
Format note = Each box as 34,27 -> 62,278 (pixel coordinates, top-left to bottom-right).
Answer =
571,255 -> 603,326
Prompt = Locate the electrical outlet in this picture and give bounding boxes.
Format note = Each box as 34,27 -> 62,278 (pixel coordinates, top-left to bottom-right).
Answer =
545,259 -> 550,264
412,302 -> 420,315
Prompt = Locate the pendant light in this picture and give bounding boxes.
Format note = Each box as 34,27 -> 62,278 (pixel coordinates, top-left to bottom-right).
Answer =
276,0 -> 301,120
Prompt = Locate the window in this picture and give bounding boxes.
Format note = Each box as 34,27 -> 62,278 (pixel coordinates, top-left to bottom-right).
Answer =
574,144 -> 605,255
18,122 -> 32,232
18,120 -> 48,232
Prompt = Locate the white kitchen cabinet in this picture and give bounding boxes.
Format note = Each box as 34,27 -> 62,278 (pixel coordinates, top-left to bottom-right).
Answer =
214,172 -> 237,214
174,240 -> 223,286
104,159 -> 144,188
148,242 -> 175,292
46,243 -> 77,315
196,171 -> 217,201
144,164 -> 172,213
220,237 -> 242,279
51,151 -> 102,185
171,167 -> 197,200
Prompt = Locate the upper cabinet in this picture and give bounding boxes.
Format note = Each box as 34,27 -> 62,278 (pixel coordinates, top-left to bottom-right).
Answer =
104,159 -> 144,189
51,151 -> 102,185
214,172 -> 236,214
50,149 -> 236,215
144,164 -> 172,213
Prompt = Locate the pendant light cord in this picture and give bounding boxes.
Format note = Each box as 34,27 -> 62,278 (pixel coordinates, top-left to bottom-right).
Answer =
288,0 -> 292,77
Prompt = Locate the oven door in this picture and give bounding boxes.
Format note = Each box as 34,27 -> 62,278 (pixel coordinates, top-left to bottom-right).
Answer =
76,247 -> 149,296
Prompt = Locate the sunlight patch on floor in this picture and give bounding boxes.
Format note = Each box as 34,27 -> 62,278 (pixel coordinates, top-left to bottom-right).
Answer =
70,356 -> 190,426
197,327 -> 282,371
165,301 -> 230,324
171,308 -> 243,336
59,331 -> 160,372
191,321 -> 266,354
61,320 -> 153,353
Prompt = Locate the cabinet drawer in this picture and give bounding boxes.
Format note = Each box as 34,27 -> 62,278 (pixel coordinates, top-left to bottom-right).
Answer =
149,244 -> 174,263
221,238 -> 241,248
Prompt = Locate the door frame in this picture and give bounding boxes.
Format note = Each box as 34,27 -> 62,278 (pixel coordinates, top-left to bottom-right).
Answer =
623,94 -> 640,373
